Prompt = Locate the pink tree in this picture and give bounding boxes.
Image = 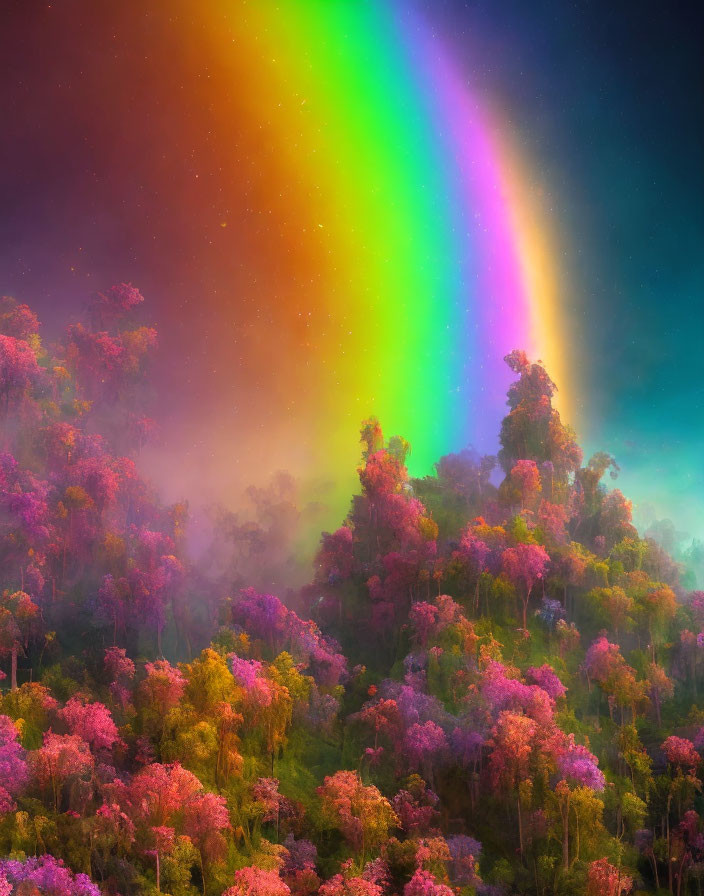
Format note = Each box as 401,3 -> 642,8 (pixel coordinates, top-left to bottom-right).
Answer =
140,659 -> 186,714
184,789 -> 231,892
525,664 -> 567,701
458,529 -> 490,614
551,733 -> 605,870
586,858 -> 633,896
662,736 -> 700,773
0,297 -> 40,340
403,721 -> 448,787
108,762 -> 229,893
408,602 -> 438,648
96,575 -> 131,645
0,590 -> 39,690
0,855 -> 100,896
403,869 -> 454,896
0,333 -> 42,417
224,867 -> 291,896
59,696 -> 121,753
317,770 -> 397,861
0,457 -> 50,593
506,460 -> 542,510
488,710 -> 539,857
537,500 -> 568,544
88,282 -> 145,331
104,646 -> 135,709
138,659 -> 186,747
501,543 -> 550,629
355,698 -> 402,752
392,777 -> 440,836
319,875 -> 382,896
30,732 -> 94,812
0,714 -> 28,813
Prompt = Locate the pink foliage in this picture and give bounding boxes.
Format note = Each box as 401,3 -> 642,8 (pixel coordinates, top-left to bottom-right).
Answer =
409,602 -> 438,648
104,646 -> 135,682
0,299 -> 40,340
555,735 -> 605,791
317,770 -> 396,853
59,696 -> 120,752
141,659 -> 186,711
0,855 -> 100,896
392,781 -> 440,835
403,869 -> 454,896
583,637 -> 623,686
404,721 -> 448,773
320,875 -> 382,896
30,733 -> 94,809
525,664 -> 567,701
501,543 -> 550,595
0,714 -> 28,813
586,858 -> 633,896
224,867 -> 291,896
0,333 -> 42,409
509,460 -> 541,506
662,736 -> 700,772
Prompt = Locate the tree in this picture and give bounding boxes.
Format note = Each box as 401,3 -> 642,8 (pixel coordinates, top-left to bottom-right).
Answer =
503,460 -> 542,511
553,736 -> 605,869
487,710 -> 538,858
140,659 -> 186,714
457,528 -> 490,613
317,771 -> 397,860
586,858 -> 632,896
403,722 -> 447,787
501,543 -> 550,629
392,777 -> 440,836
662,736 -> 700,774
403,869 -> 454,896
0,714 -> 28,813
319,874 -> 383,896
636,584 -> 677,658
224,867 -> 292,896
583,636 -> 645,722
106,762 -> 229,892
498,351 -> 582,482
88,282 -> 144,331
59,696 -> 120,753
646,663 -> 674,728
0,855 -> 100,896
0,591 -> 40,690
30,732 -> 94,812
0,333 -> 42,416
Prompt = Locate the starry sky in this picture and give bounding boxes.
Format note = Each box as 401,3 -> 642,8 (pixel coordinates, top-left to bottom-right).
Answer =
1,0 -> 703,543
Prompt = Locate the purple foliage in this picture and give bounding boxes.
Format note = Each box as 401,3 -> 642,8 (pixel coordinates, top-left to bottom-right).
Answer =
447,834 -> 482,885
525,664 -> 567,701
283,834 -> 317,873
0,855 -> 100,896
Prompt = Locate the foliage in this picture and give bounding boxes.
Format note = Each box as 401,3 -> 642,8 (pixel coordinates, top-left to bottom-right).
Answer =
0,293 -> 699,895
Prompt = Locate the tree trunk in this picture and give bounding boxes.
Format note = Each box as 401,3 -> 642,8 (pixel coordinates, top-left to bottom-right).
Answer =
11,644 -> 18,691
517,793 -> 524,861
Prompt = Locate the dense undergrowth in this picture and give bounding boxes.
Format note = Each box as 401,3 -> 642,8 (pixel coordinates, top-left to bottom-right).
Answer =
0,286 -> 703,896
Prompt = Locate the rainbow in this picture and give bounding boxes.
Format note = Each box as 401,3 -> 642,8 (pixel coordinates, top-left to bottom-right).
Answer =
200,1 -> 570,480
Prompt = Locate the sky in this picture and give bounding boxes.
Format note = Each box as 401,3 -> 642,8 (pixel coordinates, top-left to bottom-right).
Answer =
1,0 -> 702,544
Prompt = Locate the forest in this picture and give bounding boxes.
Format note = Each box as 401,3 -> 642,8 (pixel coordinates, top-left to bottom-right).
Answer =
1,285 -> 704,896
